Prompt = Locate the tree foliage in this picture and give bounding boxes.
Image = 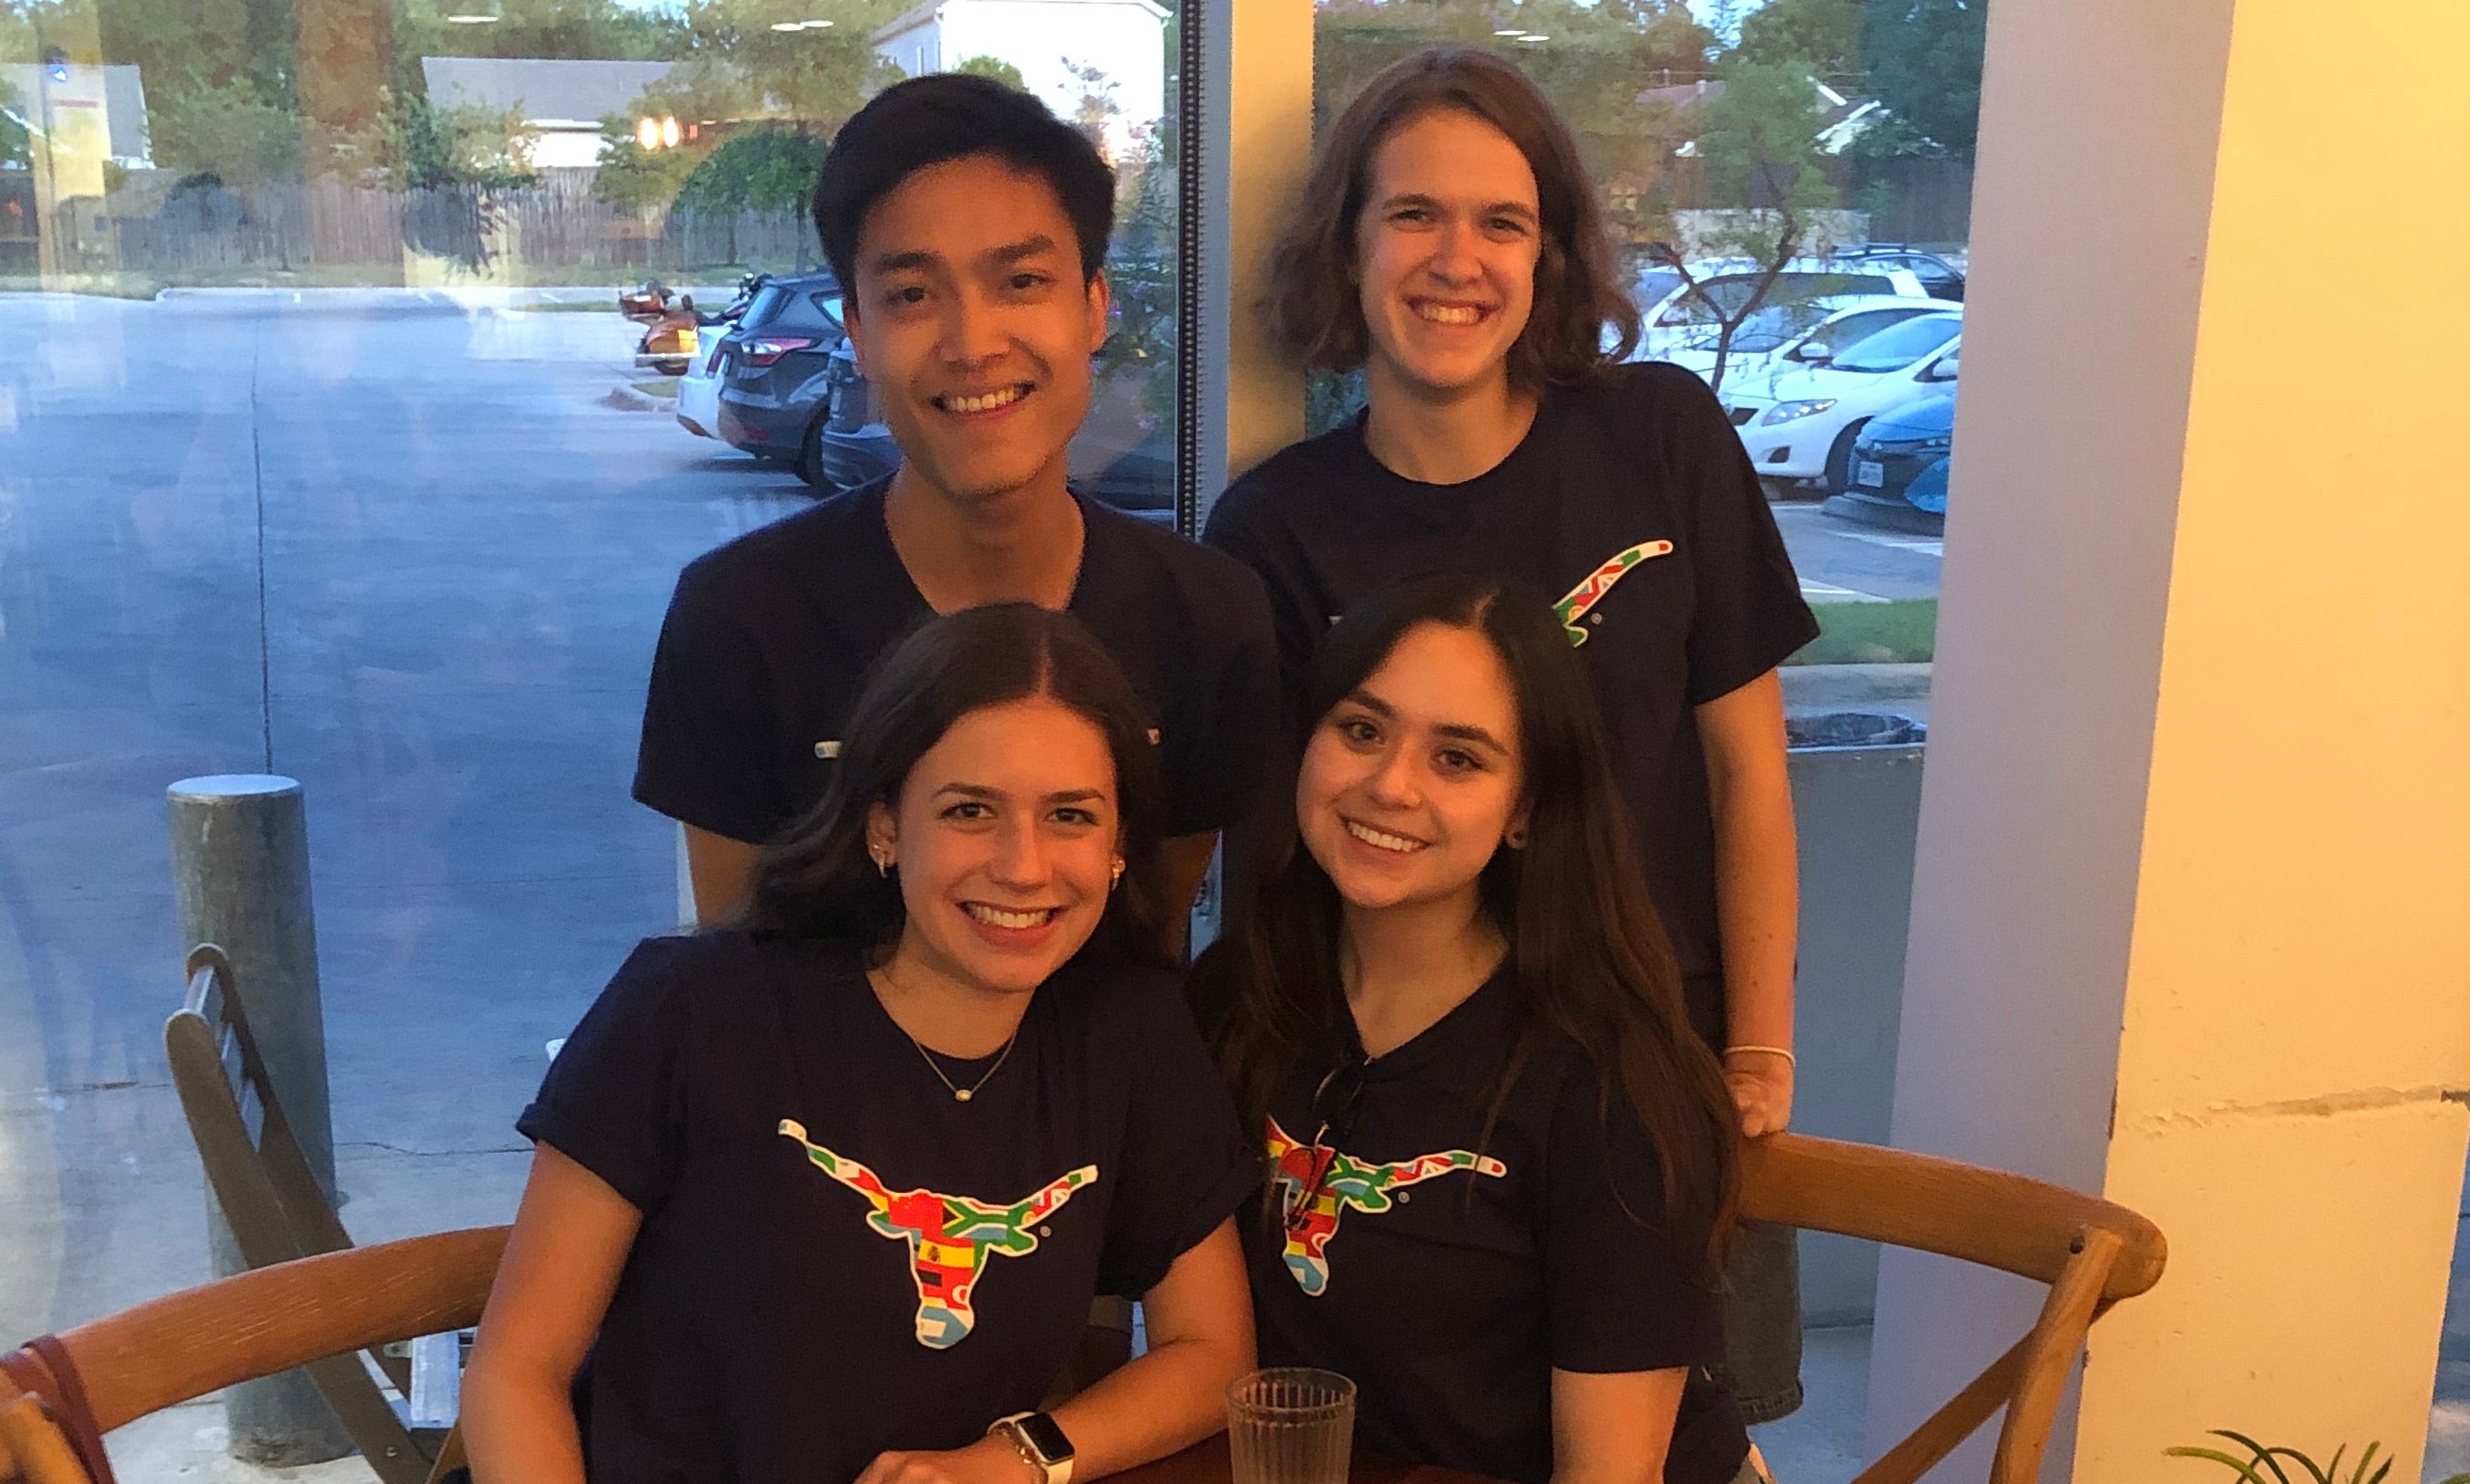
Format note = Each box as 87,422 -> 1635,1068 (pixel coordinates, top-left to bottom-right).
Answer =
589,111 -> 701,208
398,0 -> 686,62
1854,0 -> 1986,162
1732,0 -> 1858,79
672,121 -> 821,214
951,53 -> 1021,91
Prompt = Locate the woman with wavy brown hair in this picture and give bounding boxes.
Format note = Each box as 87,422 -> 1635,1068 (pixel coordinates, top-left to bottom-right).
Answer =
1203,45 -> 1819,1438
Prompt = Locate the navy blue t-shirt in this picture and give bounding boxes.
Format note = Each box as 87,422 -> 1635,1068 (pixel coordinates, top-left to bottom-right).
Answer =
635,475 -> 1281,846
518,932 -> 1254,1484
1206,363 -> 1819,1041
1227,972 -> 1745,1484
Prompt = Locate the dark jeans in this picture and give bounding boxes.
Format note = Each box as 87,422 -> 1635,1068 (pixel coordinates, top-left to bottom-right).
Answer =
1711,1218 -> 1805,1425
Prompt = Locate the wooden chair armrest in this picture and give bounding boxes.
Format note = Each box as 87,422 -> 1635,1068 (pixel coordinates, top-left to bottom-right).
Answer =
47,1228 -> 507,1434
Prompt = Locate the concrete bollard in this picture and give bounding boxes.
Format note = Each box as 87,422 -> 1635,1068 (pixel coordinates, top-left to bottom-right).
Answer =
166,775 -> 353,1466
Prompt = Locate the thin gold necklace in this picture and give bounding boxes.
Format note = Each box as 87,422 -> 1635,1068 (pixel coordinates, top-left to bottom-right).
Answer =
873,964 -> 1020,1103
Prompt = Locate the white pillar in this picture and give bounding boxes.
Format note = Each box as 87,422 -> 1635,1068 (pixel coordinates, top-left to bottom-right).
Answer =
1193,0 -> 1310,518
1868,1 -> 2470,1479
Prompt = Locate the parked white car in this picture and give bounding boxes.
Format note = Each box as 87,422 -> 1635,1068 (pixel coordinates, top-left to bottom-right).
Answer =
675,333 -> 726,440
1661,294 -> 1949,394
1627,257 -> 1936,362
1723,310 -> 1963,491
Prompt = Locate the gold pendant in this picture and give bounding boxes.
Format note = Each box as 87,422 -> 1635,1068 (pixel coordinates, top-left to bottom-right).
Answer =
955,1089 -> 973,1103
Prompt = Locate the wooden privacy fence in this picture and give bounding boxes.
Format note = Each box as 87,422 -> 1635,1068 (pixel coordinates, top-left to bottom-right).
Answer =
107,177 -> 821,277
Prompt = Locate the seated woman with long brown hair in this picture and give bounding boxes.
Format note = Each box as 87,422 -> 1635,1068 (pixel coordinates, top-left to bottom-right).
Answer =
1190,574 -> 1764,1484
464,604 -> 1257,1484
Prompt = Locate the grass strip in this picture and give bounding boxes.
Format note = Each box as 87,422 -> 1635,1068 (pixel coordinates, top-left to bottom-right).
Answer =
1785,599 -> 1938,665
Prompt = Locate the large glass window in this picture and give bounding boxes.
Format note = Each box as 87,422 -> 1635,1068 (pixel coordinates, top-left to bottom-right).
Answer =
2,0 -> 1177,1468
1308,2 -> 1982,1471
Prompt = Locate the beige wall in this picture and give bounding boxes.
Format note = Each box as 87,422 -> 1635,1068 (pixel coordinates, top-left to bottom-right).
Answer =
1872,0 -> 2470,1477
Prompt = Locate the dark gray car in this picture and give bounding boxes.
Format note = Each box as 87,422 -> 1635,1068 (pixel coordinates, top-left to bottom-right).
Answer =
715,272 -> 847,486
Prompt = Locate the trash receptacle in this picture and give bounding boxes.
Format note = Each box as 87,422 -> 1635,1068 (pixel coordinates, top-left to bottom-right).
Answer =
1785,711 -> 1927,748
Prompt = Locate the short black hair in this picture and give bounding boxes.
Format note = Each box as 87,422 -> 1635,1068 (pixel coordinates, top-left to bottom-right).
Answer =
811,73 -> 1116,292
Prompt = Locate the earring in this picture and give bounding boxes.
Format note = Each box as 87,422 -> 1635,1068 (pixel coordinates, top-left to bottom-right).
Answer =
1504,828 -> 1528,850
872,848 -> 893,877
1108,858 -> 1125,893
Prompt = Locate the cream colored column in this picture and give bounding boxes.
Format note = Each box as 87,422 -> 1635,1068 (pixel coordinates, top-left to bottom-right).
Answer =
1868,2 -> 2470,1479
1193,0 -> 1311,518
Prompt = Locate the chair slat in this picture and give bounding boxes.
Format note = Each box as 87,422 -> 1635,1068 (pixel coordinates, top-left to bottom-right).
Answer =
1990,1227 -> 2123,1484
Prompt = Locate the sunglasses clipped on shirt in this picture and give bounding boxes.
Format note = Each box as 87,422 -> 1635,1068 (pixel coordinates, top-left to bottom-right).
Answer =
1283,1055 -> 1370,1233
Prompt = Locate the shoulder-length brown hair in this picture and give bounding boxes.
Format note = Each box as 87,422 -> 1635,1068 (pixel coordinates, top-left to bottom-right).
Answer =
1265,47 -> 1640,393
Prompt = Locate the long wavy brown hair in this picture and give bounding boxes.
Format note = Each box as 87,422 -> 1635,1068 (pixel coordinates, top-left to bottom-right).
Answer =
1263,47 -> 1641,393
1188,575 -> 1740,1286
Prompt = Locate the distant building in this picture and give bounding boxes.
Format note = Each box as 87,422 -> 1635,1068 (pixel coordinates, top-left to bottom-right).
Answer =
420,57 -> 679,169
872,0 -> 1168,161
0,63 -> 152,168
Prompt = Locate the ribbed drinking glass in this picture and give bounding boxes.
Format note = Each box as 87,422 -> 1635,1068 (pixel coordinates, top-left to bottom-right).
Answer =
1226,1367 -> 1355,1484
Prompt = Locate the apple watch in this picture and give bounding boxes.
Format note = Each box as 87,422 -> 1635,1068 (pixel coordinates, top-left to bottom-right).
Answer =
990,1411 -> 1075,1484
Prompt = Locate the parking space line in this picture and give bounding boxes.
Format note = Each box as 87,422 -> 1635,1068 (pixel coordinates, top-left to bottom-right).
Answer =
1801,580 -> 1890,604
1841,529 -> 1944,555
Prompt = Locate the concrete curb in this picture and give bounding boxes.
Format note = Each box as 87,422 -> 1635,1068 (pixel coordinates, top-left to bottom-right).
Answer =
1782,662 -> 1933,712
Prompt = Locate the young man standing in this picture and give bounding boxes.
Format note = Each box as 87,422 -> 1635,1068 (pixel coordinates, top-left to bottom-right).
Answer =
634,75 -> 1278,927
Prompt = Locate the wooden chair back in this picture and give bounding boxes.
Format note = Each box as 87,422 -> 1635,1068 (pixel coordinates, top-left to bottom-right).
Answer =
161,945 -> 448,1484
0,1228 -> 508,1484
1739,1133 -> 2168,1484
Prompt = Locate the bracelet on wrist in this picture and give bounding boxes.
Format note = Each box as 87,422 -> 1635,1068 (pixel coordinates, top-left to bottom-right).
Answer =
1723,1043 -> 1796,1069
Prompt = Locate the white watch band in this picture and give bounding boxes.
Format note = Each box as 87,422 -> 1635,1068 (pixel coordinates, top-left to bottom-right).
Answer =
992,1413 -> 1073,1484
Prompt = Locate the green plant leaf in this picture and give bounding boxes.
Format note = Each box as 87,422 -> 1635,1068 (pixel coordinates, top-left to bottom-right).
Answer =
2212,1431 -> 2295,1484
2348,1441 -> 2382,1484
2260,1446 -> 2331,1484
2165,1447 -> 2282,1484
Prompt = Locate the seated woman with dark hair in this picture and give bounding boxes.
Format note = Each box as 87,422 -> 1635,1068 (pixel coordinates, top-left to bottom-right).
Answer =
1191,573 -> 1765,1484
463,604 -> 1257,1484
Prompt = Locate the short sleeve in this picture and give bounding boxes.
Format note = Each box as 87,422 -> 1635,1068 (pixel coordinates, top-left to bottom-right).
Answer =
1094,979 -> 1259,1298
1161,562 -> 1282,838
1641,367 -> 1822,705
517,940 -> 696,1213
632,562 -> 790,845
1543,1060 -> 1723,1374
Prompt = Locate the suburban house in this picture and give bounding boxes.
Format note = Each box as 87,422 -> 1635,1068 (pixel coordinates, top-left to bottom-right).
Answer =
419,57 -> 679,169
872,0 -> 1168,160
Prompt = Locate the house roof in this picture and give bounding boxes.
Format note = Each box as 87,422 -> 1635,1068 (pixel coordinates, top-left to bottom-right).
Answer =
419,57 -> 679,128
874,0 -> 1169,45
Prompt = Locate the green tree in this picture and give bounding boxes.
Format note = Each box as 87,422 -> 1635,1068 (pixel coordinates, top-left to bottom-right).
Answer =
397,0 -> 688,61
1647,57 -> 1843,392
1854,0 -> 1986,162
1059,55 -> 1117,141
589,111 -> 701,207
951,53 -> 1021,91
151,79 -> 307,182
671,121 -> 822,214
1733,0 -> 1858,78
393,90 -> 539,189
661,0 -> 903,131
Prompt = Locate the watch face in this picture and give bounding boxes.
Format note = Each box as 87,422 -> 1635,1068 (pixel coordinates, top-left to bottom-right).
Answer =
1017,1414 -> 1074,1463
